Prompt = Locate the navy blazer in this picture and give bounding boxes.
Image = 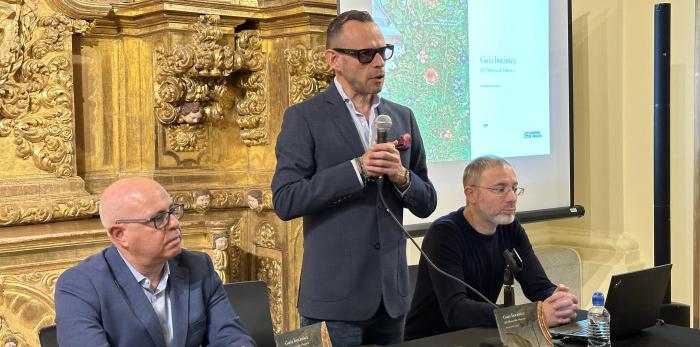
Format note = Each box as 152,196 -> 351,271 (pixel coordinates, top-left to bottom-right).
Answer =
54,246 -> 255,347
272,83 -> 437,320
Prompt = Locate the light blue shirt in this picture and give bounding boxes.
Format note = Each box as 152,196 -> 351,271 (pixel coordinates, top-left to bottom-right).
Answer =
334,78 -> 382,150
334,78 -> 411,194
119,251 -> 173,347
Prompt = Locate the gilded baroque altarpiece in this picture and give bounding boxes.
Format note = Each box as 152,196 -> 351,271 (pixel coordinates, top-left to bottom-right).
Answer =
0,0 -> 334,345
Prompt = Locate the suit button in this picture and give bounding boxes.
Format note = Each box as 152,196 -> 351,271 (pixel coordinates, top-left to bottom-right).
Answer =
374,243 -> 381,249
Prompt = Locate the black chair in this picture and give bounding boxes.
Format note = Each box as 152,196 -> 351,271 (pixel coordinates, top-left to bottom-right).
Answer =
38,324 -> 58,347
408,264 -> 419,304
224,280 -> 276,347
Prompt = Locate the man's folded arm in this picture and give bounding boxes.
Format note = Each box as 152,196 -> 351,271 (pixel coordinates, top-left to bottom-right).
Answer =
425,224 -> 498,329
397,111 -> 437,218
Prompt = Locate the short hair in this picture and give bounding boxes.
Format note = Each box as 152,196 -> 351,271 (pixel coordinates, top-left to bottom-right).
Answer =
462,156 -> 512,188
326,10 -> 375,48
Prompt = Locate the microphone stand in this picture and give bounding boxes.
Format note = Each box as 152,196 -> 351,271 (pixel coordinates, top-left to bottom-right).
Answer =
503,265 -> 516,307
502,249 -> 523,307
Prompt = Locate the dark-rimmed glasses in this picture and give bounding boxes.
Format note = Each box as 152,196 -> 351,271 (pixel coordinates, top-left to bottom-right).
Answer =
332,44 -> 394,64
472,185 -> 525,197
115,204 -> 184,230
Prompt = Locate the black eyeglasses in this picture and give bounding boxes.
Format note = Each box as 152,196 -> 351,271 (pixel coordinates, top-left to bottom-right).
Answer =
115,204 -> 184,230
332,44 -> 394,64
472,185 -> 525,197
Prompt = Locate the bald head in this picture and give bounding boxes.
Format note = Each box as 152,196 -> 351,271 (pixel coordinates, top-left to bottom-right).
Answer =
99,177 -> 171,228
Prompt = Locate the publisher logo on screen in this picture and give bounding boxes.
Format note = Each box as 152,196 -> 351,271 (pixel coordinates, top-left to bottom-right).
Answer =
523,131 -> 542,139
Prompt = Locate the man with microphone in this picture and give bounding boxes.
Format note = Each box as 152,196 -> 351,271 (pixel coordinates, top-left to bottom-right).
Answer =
404,156 -> 579,340
272,10 -> 437,347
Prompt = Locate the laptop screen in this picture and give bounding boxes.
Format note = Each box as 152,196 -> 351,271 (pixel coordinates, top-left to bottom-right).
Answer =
605,264 -> 672,338
549,264 -> 672,340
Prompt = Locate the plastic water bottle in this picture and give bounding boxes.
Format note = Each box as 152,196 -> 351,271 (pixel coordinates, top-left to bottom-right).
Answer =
587,291 -> 611,347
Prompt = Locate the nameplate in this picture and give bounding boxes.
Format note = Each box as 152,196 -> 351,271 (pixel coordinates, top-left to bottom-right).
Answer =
494,302 -> 553,347
274,321 -> 332,347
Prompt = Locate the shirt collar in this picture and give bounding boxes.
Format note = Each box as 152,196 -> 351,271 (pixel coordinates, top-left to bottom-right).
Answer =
333,78 -> 381,113
117,250 -> 170,294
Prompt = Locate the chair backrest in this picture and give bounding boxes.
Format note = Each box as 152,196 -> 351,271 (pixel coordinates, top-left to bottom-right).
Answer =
498,246 -> 582,305
408,264 -> 419,304
38,324 -> 58,347
224,280 -> 276,347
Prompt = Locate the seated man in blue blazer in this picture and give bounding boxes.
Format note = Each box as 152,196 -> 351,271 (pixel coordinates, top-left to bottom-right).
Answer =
54,177 -> 255,347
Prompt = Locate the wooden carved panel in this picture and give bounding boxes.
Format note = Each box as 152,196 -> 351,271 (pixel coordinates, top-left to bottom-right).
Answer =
0,0 -> 92,177
285,43 -> 333,105
0,271 -> 61,347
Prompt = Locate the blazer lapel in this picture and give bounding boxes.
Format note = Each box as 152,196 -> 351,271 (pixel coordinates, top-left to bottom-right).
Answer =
105,246 -> 167,347
168,258 -> 190,347
324,83 -> 366,156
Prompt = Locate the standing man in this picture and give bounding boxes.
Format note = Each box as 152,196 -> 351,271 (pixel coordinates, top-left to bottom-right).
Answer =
404,156 -> 578,340
272,10 -> 437,346
55,177 -> 255,347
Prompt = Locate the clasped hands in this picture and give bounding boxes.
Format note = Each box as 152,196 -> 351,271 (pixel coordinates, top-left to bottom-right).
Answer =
542,285 -> 579,327
358,142 -> 409,187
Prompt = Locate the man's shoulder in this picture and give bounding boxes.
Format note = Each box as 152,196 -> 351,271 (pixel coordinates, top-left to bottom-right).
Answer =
57,249 -> 110,286
426,209 -> 465,235
380,97 -> 411,114
171,249 -> 212,270
497,219 -> 527,242
287,87 -> 336,113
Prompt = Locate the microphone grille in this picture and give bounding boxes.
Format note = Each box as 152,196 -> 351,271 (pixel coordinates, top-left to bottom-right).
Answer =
375,114 -> 392,131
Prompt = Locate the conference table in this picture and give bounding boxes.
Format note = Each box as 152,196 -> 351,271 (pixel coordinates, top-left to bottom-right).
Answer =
378,323 -> 700,347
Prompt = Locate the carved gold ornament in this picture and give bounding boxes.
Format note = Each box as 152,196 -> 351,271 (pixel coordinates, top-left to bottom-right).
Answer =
285,43 -> 333,105
210,231 -> 230,284
0,2 -> 92,177
234,31 -> 267,145
166,124 -> 207,152
229,222 -> 242,282
0,196 -> 99,226
154,15 -> 268,146
154,15 -> 235,125
0,271 -> 61,347
255,222 -> 280,250
173,188 -> 274,212
256,257 -> 283,334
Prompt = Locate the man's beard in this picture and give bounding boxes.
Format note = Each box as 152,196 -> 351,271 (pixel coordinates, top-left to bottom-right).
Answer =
490,213 -> 515,225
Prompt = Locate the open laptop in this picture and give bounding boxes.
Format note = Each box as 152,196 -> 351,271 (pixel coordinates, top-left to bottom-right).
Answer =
549,264 -> 672,341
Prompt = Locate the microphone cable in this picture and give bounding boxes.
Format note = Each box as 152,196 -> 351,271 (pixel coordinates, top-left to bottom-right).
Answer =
376,179 -> 498,309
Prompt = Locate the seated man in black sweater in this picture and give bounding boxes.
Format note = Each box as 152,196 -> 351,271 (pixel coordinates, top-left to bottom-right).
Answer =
404,156 -> 578,340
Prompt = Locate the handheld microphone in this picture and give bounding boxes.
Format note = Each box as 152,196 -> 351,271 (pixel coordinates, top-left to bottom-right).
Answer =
374,114 -> 392,144
374,114 -> 392,186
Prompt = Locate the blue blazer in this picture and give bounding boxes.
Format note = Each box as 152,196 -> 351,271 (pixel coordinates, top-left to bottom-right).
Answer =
54,246 -> 255,347
272,83 -> 437,321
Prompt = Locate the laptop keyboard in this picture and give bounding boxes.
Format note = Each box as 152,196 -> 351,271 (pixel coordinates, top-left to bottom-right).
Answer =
550,320 -> 590,337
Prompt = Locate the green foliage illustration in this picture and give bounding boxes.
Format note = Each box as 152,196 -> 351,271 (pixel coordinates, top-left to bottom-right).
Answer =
375,0 -> 471,161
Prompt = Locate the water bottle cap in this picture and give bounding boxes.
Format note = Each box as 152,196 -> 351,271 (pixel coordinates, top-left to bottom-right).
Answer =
592,291 -> 605,306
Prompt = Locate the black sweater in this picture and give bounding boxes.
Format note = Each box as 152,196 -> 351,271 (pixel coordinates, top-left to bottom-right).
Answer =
404,207 -> 556,340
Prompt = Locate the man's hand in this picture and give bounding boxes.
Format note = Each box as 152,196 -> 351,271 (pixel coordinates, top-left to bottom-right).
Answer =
360,142 -> 408,186
542,285 -> 579,327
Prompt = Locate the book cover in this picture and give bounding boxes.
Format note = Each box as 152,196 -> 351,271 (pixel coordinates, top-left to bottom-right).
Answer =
494,302 -> 553,347
274,321 -> 332,347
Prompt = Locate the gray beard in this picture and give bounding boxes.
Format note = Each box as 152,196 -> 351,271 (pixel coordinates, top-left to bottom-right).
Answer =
490,214 -> 515,225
